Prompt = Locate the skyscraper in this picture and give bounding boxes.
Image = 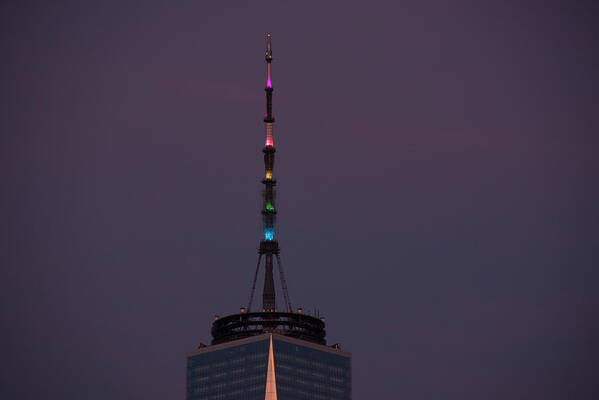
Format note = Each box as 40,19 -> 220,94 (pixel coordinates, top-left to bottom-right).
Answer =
186,34 -> 351,400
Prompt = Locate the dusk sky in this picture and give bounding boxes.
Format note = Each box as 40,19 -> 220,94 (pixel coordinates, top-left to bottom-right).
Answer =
1,1 -> 598,399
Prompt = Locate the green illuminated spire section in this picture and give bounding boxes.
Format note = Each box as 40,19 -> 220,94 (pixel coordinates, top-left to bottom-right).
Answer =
266,202 -> 275,211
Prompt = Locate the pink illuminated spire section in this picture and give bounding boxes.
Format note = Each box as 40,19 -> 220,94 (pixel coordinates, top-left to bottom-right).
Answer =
267,63 -> 272,88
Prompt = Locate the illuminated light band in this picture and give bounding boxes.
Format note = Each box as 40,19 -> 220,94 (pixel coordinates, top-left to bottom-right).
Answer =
265,122 -> 273,147
266,171 -> 273,180
264,228 -> 275,241
267,63 -> 272,88
266,202 -> 275,211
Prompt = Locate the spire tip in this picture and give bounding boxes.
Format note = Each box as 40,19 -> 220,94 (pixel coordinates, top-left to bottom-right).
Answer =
265,33 -> 272,62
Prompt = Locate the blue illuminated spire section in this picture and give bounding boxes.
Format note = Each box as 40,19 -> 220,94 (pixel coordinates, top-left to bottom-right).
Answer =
264,228 -> 274,241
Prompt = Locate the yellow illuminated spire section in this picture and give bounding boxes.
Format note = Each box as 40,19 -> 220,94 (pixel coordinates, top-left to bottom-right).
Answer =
266,171 -> 273,180
265,335 -> 277,400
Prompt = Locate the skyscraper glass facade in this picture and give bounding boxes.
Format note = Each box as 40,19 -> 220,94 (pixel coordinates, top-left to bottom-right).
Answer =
186,334 -> 351,400
274,338 -> 351,400
187,338 -> 269,400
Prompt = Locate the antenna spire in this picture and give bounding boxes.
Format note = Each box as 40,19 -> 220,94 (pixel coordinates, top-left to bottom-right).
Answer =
247,34 -> 292,313
209,35 -> 329,348
265,32 -> 272,62
266,33 -> 273,89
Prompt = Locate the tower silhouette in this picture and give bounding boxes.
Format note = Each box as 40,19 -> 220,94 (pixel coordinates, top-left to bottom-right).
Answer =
186,34 -> 351,400
247,32 -> 292,314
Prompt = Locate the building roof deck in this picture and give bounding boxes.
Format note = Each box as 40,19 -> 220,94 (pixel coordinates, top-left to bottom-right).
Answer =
211,311 -> 326,345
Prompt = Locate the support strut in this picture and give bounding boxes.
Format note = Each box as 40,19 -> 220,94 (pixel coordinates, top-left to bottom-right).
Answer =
275,253 -> 292,312
247,253 -> 262,312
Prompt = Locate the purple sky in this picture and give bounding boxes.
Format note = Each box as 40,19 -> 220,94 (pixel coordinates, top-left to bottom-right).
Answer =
1,1 -> 598,399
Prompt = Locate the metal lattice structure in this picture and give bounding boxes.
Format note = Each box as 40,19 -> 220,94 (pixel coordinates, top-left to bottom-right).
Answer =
247,32 -> 292,314
211,34 -> 326,346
